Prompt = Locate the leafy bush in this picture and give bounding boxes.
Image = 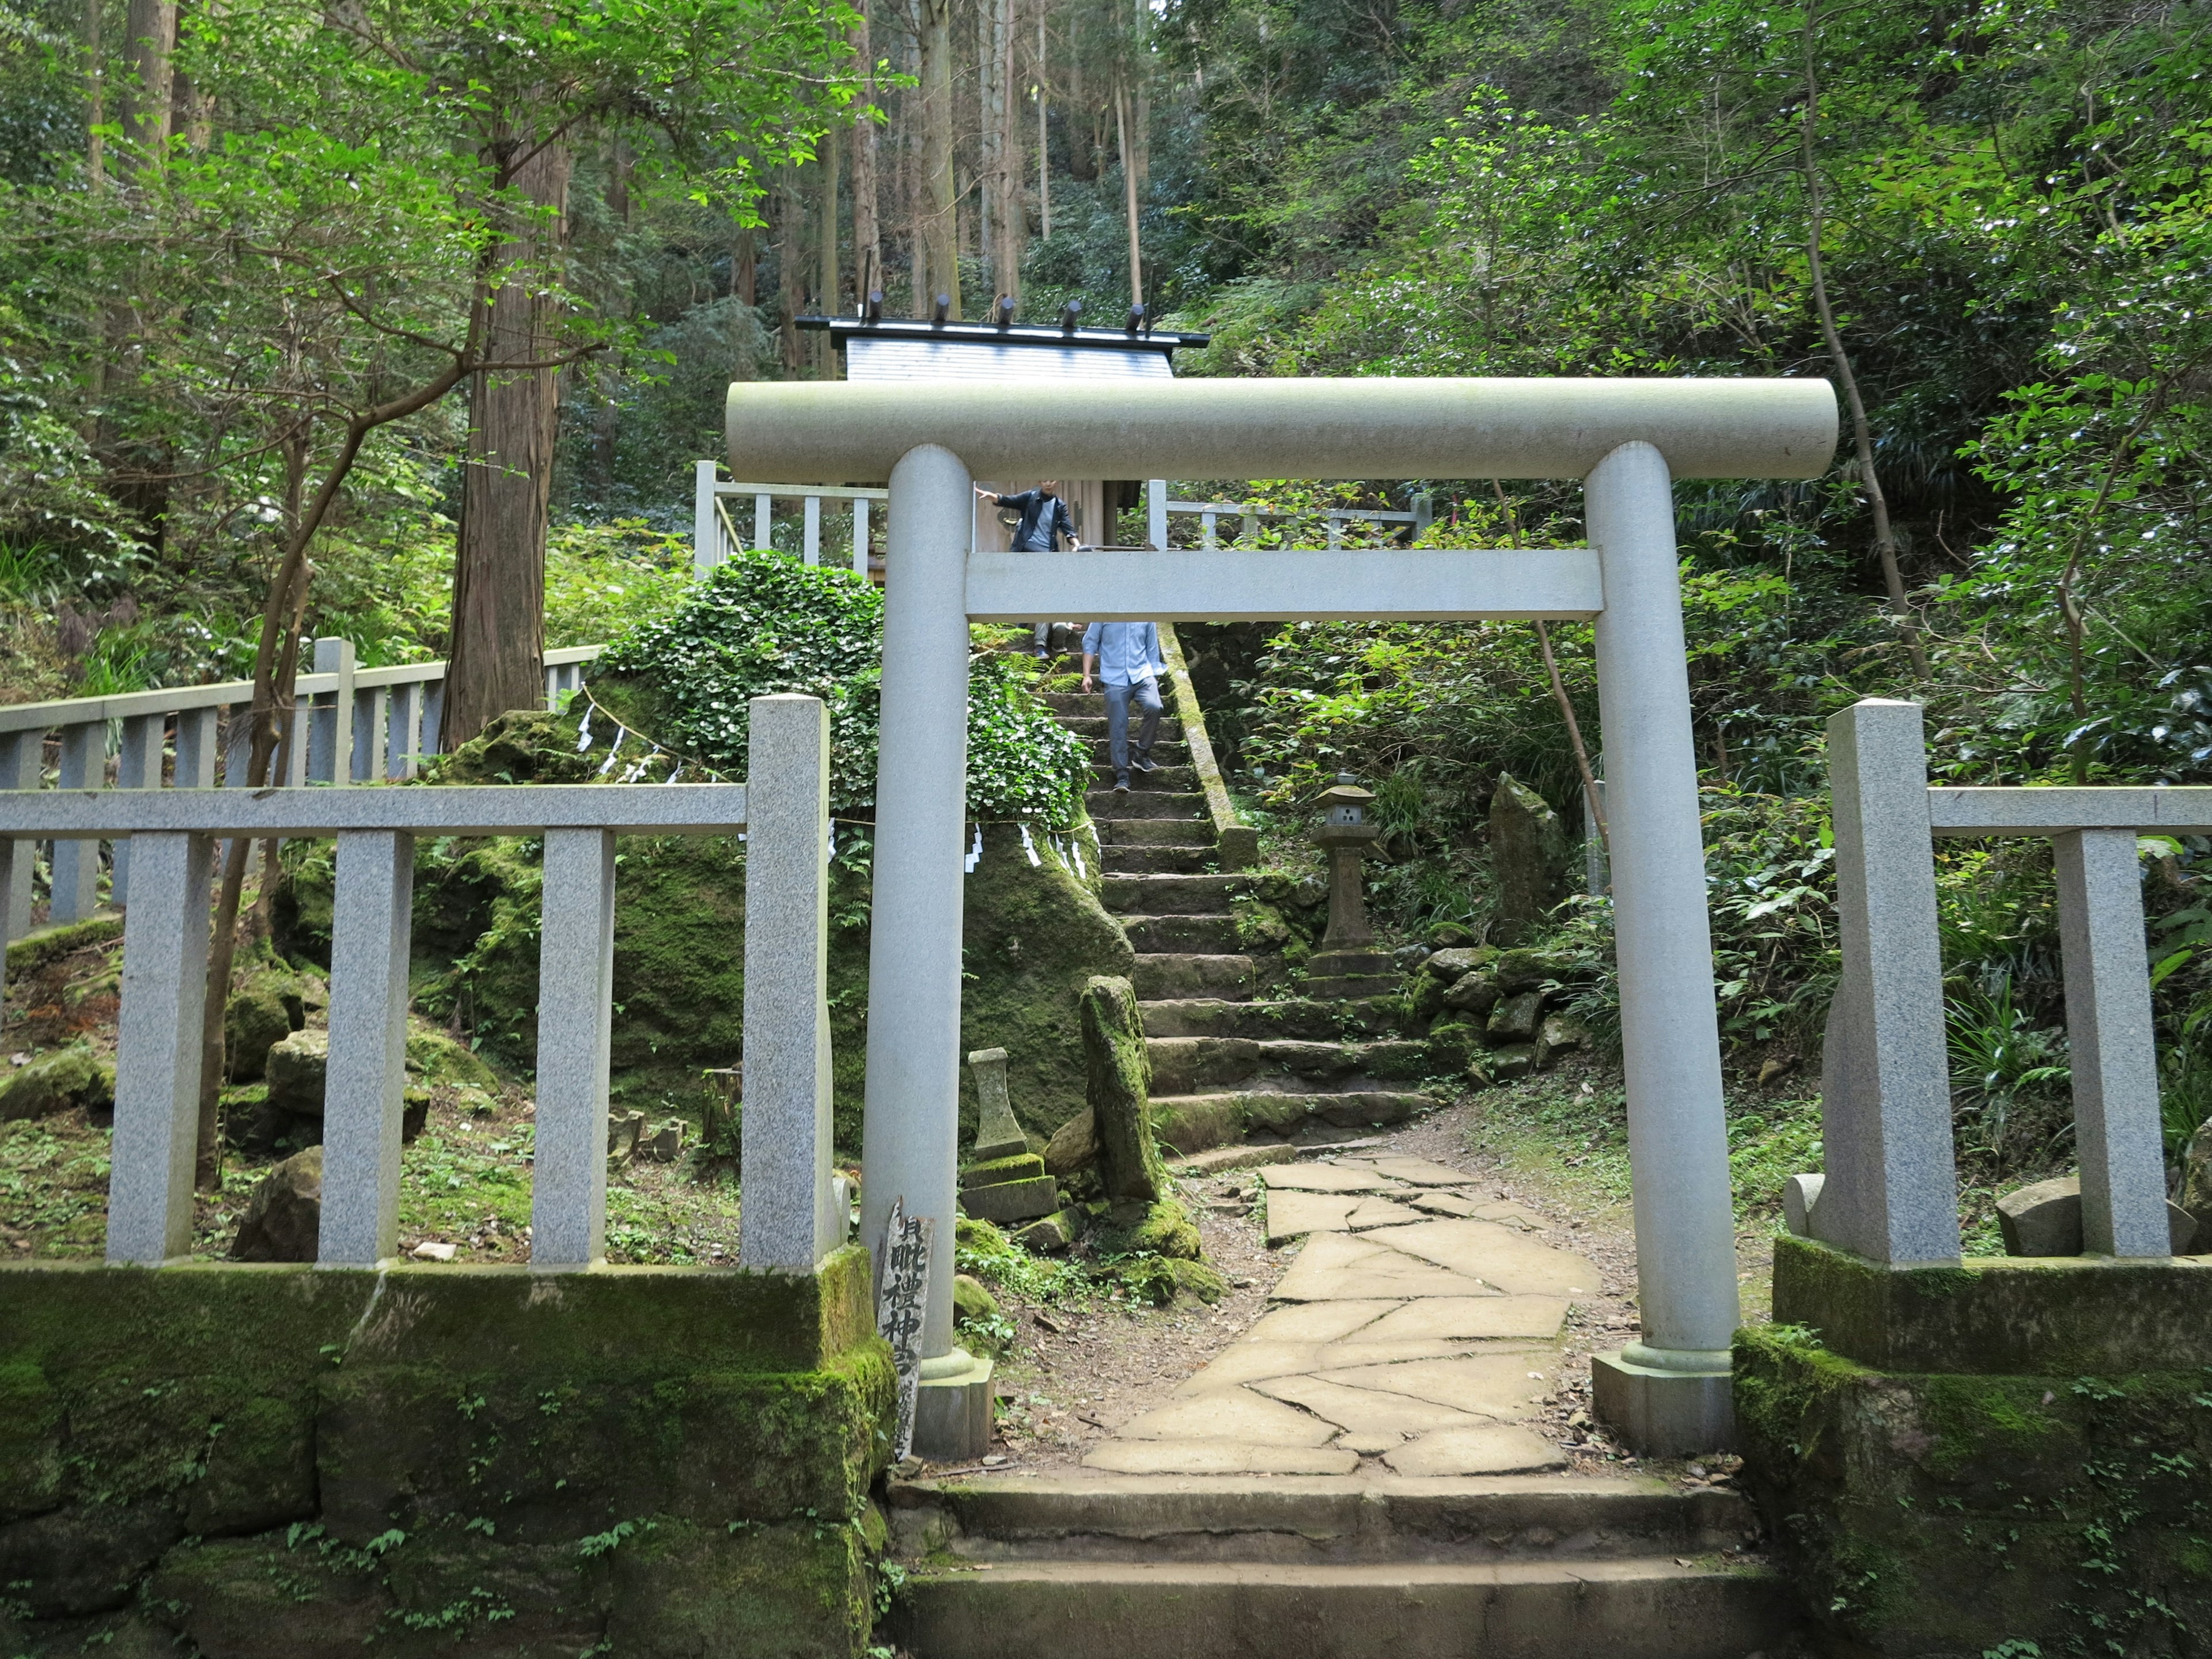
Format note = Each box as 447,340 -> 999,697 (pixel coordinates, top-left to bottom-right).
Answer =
592,551 -> 1091,824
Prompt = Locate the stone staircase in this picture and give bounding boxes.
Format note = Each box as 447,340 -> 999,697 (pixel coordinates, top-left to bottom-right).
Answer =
1041,676 -> 1437,1157
884,1473 -> 1797,1659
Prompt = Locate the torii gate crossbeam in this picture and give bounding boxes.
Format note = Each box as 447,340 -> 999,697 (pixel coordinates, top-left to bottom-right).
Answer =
726,376 -> 1838,1459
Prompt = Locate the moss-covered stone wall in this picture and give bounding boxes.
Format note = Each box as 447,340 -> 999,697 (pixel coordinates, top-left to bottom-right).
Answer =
275,713 -> 1130,1153
1738,1248 -> 2212,1655
0,1251 -> 894,1657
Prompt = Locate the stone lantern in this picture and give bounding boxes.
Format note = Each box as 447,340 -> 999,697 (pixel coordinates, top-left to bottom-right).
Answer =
1306,774 -> 1397,1000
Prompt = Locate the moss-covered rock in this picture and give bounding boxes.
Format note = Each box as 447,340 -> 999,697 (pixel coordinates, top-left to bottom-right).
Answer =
402,1029 -> 498,1090
1736,1321 -> 2212,1656
223,961 -> 301,1084
0,1046 -> 112,1122
1081,976 -> 1164,1202
952,1273 -> 1003,1327
0,1252 -> 893,1656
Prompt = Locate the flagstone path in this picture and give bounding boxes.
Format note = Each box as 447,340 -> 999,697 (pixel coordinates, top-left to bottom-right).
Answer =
1082,1150 -> 1602,1479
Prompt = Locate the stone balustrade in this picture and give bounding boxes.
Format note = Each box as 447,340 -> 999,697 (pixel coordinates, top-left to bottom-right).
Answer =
0,636 -> 601,942
0,693 -> 836,1276
693,462 -> 887,578
1817,697 -> 2212,1264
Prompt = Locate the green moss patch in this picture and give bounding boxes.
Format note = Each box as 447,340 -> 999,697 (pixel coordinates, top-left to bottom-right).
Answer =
0,1254 -> 892,1654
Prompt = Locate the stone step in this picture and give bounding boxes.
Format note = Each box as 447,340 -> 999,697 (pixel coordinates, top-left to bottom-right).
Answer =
1150,1089 -> 1435,1154
1042,690 -> 1186,716
1085,789 -> 1206,822
1121,914 -> 1240,954
1062,715 -> 1187,741
1090,762 -> 1200,790
1085,736 -> 1189,765
1139,997 -> 1405,1040
1145,1036 -> 1431,1096
1102,818 -> 1216,848
889,1475 -> 1762,1566
1100,844 -> 1214,876
1099,873 -> 1245,916
890,1556 -> 1792,1659
1132,955 -> 1255,999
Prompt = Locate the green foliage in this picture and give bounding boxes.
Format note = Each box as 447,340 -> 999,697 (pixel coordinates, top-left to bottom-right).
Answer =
593,551 -> 1090,824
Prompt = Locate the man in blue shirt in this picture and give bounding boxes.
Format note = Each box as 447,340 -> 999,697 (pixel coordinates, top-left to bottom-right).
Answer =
976,479 -> 1079,659
1081,620 -> 1165,793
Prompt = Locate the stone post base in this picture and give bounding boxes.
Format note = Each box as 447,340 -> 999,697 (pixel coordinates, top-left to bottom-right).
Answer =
913,1348 -> 994,1461
1591,1347 -> 1734,1456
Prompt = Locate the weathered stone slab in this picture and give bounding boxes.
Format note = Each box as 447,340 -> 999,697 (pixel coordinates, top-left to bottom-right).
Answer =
1263,1190 -> 1361,1243
1115,1389 -> 1340,1447
1384,1424 -> 1565,1477
1314,1355 -> 1551,1418
1080,1440 -> 1361,1476
960,1153 -> 1047,1190
1260,1164 -> 1412,1195
959,1176 -> 1060,1226
1269,1234 -> 1498,1303
1253,1374 -> 1487,1435
1172,1344 -> 1322,1394
1346,1196 -> 1427,1231
1343,1155 -> 1475,1188
1359,1219 -> 1599,1296
1243,1300 -> 1401,1344
1408,1191 -> 1484,1218
1358,1296 -> 1569,1343
1275,1260 -> 1499,1302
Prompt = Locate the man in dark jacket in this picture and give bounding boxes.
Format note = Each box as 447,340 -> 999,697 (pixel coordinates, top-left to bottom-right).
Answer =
976,479 -> 1078,657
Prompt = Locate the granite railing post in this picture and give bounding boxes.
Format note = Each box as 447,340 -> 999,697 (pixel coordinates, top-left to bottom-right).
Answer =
388,682 -> 423,779
2055,827 -> 2171,1257
309,637 -> 357,786
353,685 -> 388,782
1584,440 -> 1741,1455
319,830 -> 416,1266
107,830 -> 214,1264
50,719 -> 104,922
175,708 -> 219,790
740,693 -> 838,1272
111,711 -> 166,905
531,827 -> 616,1267
1,729 -> 38,946
1816,698 -> 1961,1263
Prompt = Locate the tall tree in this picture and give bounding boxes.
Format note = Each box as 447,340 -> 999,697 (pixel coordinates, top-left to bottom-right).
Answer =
919,0 -> 959,313
849,6 -> 881,301
444,138 -> 573,747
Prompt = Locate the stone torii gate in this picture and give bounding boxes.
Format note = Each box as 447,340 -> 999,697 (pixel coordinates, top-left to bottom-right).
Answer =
725,376 -> 1837,1455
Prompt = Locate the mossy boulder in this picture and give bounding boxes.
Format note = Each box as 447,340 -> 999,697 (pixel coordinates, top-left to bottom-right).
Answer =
1081,976 -> 1164,1202
403,1029 -> 498,1090
0,1046 -> 113,1122
952,1273 -> 1003,1326
263,1028 -> 328,1119
224,961 -> 304,1083
228,1147 -> 322,1263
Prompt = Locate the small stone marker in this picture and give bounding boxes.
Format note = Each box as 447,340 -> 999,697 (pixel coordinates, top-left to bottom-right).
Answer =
968,1047 -> 1028,1161
877,1198 -> 933,1462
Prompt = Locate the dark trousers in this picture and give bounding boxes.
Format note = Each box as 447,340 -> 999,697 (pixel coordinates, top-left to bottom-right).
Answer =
1103,676 -> 1163,774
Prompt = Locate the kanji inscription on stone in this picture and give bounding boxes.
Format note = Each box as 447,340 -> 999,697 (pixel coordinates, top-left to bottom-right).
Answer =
876,1198 -> 932,1461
